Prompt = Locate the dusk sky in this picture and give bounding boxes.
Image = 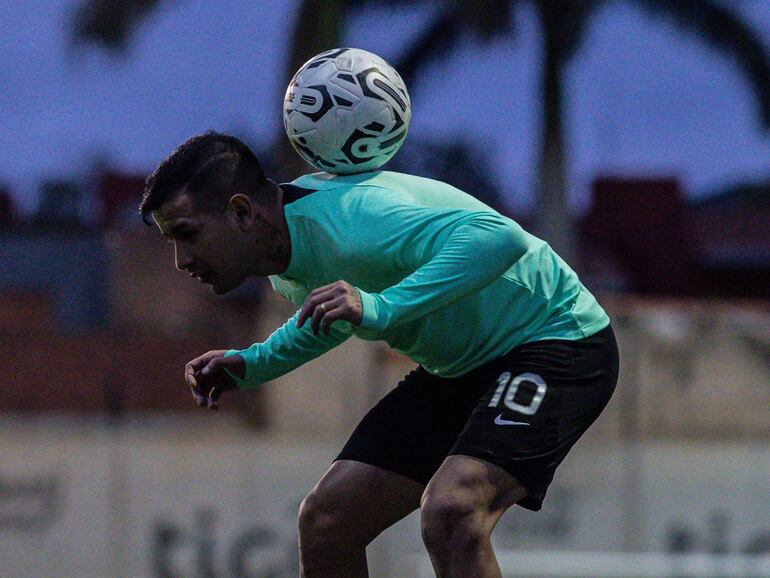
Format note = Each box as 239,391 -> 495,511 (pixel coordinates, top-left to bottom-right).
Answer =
1,0 -> 769,216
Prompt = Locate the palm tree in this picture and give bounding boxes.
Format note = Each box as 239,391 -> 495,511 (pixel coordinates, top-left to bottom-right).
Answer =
260,0 -> 770,263
269,0 -> 770,264
275,0 -> 347,180
72,0 -> 162,51
363,0 -> 770,264
72,0 -> 346,179
73,0 -> 770,264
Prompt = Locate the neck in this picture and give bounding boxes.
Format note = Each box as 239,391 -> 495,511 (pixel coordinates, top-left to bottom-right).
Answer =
246,183 -> 292,277
273,185 -> 292,273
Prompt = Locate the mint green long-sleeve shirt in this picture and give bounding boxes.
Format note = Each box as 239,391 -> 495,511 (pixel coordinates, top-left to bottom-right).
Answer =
227,171 -> 609,388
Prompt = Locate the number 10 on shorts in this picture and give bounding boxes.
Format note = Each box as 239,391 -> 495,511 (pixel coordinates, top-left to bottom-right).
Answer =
488,372 -> 547,415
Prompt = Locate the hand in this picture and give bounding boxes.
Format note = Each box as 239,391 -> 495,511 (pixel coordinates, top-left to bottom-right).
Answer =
296,280 -> 363,335
185,350 -> 245,410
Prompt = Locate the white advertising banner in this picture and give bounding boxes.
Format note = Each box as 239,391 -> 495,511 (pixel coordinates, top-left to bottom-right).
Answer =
0,418 -> 768,578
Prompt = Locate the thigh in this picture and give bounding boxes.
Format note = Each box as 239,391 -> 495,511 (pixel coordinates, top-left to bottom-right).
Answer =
335,366 -> 489,485
305,459 -> 423,544
423,455 -> 528,524
450,325 -> 619,511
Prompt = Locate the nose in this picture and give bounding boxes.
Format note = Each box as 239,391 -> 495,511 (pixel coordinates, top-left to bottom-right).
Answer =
174,242 -> 194,272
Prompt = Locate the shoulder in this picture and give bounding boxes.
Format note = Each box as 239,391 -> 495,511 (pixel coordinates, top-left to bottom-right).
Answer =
283,172 -> 404,214
288,170 -> 427,197
284,170 -> 499,218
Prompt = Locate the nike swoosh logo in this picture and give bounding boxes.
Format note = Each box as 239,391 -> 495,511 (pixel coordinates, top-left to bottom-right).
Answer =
494,414 -> 530,426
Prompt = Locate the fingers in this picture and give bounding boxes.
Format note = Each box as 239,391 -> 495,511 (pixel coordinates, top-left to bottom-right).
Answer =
318,304 -> 348,335
206,387 -> 220,410
207,385 -> 223,410
296,287 -> 337,329
310,298 -> 334,335
190,381 -> 209,408
200,356 -> 241,409
184,350 -> 237,410
186,362 -> 209,408
296,281 -> 360,335
313,297 -> 354,335
187,364 -> 213,408
185,361 -> 199,390
185,351 -> 222,389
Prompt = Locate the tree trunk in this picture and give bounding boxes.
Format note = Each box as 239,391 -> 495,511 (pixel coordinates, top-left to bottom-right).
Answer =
275,0 -> 346,182
536,17 -> 576,267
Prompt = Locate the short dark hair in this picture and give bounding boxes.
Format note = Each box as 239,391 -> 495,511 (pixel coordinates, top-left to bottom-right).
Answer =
139,131 -> 269,222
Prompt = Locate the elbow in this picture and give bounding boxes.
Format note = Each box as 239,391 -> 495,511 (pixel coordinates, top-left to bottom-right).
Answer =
483,215 -> 527,265
503,222 -> 528,263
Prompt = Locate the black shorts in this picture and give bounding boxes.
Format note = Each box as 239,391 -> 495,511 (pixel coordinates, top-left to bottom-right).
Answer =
336,324 -> 619,511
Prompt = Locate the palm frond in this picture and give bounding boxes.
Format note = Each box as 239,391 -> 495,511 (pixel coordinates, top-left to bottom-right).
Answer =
72,0 -> 162,51
391,5 -> 465,91
458,0 -> 514,39
635,0 -> 770,127
390,0 -> 520,90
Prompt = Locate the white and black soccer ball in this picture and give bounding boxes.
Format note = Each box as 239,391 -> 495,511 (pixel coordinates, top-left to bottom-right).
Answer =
283,47 -> 411,174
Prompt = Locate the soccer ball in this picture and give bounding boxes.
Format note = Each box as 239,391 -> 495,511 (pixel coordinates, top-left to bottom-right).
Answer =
283,47 -> 411,174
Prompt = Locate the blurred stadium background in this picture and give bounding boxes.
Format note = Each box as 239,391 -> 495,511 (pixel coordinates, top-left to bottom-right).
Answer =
1,1 -> 769,577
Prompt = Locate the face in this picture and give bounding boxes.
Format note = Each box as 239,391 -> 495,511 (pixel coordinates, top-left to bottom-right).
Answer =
152,191 -> 289,294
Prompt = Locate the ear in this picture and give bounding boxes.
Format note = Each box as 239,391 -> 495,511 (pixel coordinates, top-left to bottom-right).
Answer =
227,194 -> 256,230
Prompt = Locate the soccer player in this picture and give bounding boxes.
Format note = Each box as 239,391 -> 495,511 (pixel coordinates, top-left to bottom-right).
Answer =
140,131 -> 619,578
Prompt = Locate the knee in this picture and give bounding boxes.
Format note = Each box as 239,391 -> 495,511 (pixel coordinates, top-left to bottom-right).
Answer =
298,490 -> 360,557
298,490 -> 335,547
420,492 -> 486,555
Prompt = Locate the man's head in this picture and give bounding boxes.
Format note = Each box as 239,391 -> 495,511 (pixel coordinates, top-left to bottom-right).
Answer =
140,131 -> 291,294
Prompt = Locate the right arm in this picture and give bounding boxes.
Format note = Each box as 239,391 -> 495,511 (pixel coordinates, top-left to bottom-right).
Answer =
220,308 -> 353,390
187,310 -> 352,408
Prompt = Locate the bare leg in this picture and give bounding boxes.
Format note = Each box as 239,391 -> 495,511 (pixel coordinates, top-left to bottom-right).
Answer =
299,459 -> 424,578
420,455 -> 528,578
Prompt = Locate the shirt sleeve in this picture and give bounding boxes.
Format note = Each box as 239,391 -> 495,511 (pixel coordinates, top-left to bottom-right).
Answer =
356,210 -> 529,332
224,310 -> 352,389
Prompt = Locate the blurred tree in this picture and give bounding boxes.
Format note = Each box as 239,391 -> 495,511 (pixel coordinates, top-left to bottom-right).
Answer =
275,0 -> 347,181
72,0 -> 162,51
373,0 -> 770,264
72,0 -> 770,264
72,0 -> 344,179
34,180 -> 88,230
0,184 -> 16,228
390,139 -> 508,214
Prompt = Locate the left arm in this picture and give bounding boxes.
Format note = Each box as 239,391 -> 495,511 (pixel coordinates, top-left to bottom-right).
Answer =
356,211 -> 527,331
298,210 -> 528,334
